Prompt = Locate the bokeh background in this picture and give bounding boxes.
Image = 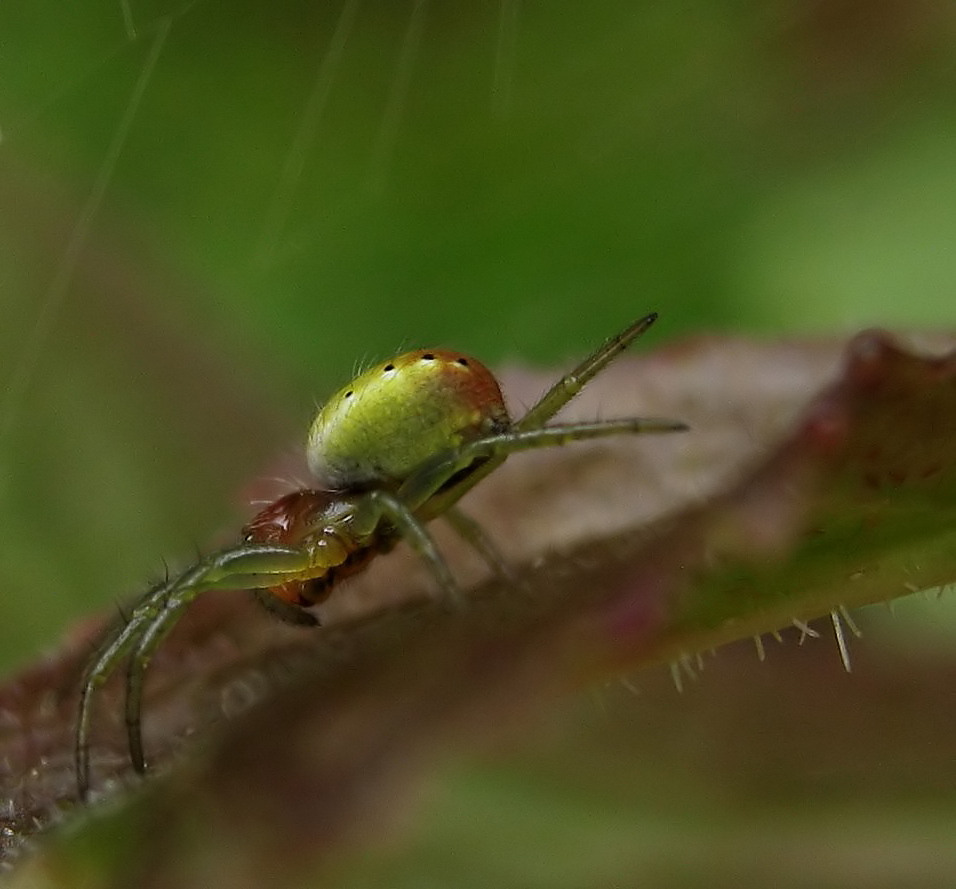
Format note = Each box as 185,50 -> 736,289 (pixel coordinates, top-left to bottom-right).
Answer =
2,3 -> 956,881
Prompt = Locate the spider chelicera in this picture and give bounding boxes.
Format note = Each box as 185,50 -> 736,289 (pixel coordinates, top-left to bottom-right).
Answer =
75,312 -> 686,799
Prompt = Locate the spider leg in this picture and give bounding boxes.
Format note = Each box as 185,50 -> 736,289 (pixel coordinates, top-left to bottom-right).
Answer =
124,595 -> 189,777
416,314 -> 675,515
409,416 -> 688,519
516,313 -> 659,431
76,573 -> 179,800
78,543 -> 329,797
250,587 -> 321,626
122,542 -> 337,776
443,506 -> 519,585
351,489 -> 465,607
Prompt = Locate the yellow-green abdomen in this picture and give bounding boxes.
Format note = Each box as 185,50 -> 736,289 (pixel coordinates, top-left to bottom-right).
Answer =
307,349 -> 511,489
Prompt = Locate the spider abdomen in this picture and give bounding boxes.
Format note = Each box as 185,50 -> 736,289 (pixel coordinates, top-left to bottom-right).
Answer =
306,349 -> 511,489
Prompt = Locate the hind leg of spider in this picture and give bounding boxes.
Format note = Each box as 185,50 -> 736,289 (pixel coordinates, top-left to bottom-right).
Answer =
251,587 -> 321,626
443,506 -> 519,586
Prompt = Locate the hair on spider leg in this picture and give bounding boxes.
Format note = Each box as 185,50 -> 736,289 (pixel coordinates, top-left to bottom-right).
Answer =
176,540 -> 205,569
136,557 -> 172,590
110,556 -> 182,627
109,559 -> 171,627
112,599 -> 133,628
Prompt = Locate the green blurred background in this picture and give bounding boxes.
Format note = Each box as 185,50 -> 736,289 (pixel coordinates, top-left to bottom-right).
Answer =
1,0 -> 955,670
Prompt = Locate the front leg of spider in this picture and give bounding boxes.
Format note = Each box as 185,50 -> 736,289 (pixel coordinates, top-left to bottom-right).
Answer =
77,541 -> 314,797
121,542 -> 331,776
76,312 -> 686,801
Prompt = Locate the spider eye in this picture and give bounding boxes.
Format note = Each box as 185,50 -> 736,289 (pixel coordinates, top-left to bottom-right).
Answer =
383,364 -> 395,372
456,357 -> 469,367
343,390 -> 354,399
421,353 -> 435,361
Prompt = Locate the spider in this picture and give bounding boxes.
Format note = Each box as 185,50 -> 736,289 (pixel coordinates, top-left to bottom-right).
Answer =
75,312 -> 687,800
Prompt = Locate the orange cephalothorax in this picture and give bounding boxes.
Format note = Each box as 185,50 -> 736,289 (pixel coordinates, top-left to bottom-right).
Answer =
242,489 -> 368,606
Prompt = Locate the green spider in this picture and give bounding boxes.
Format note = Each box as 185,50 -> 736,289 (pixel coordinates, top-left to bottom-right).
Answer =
75,313 -> 686,800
